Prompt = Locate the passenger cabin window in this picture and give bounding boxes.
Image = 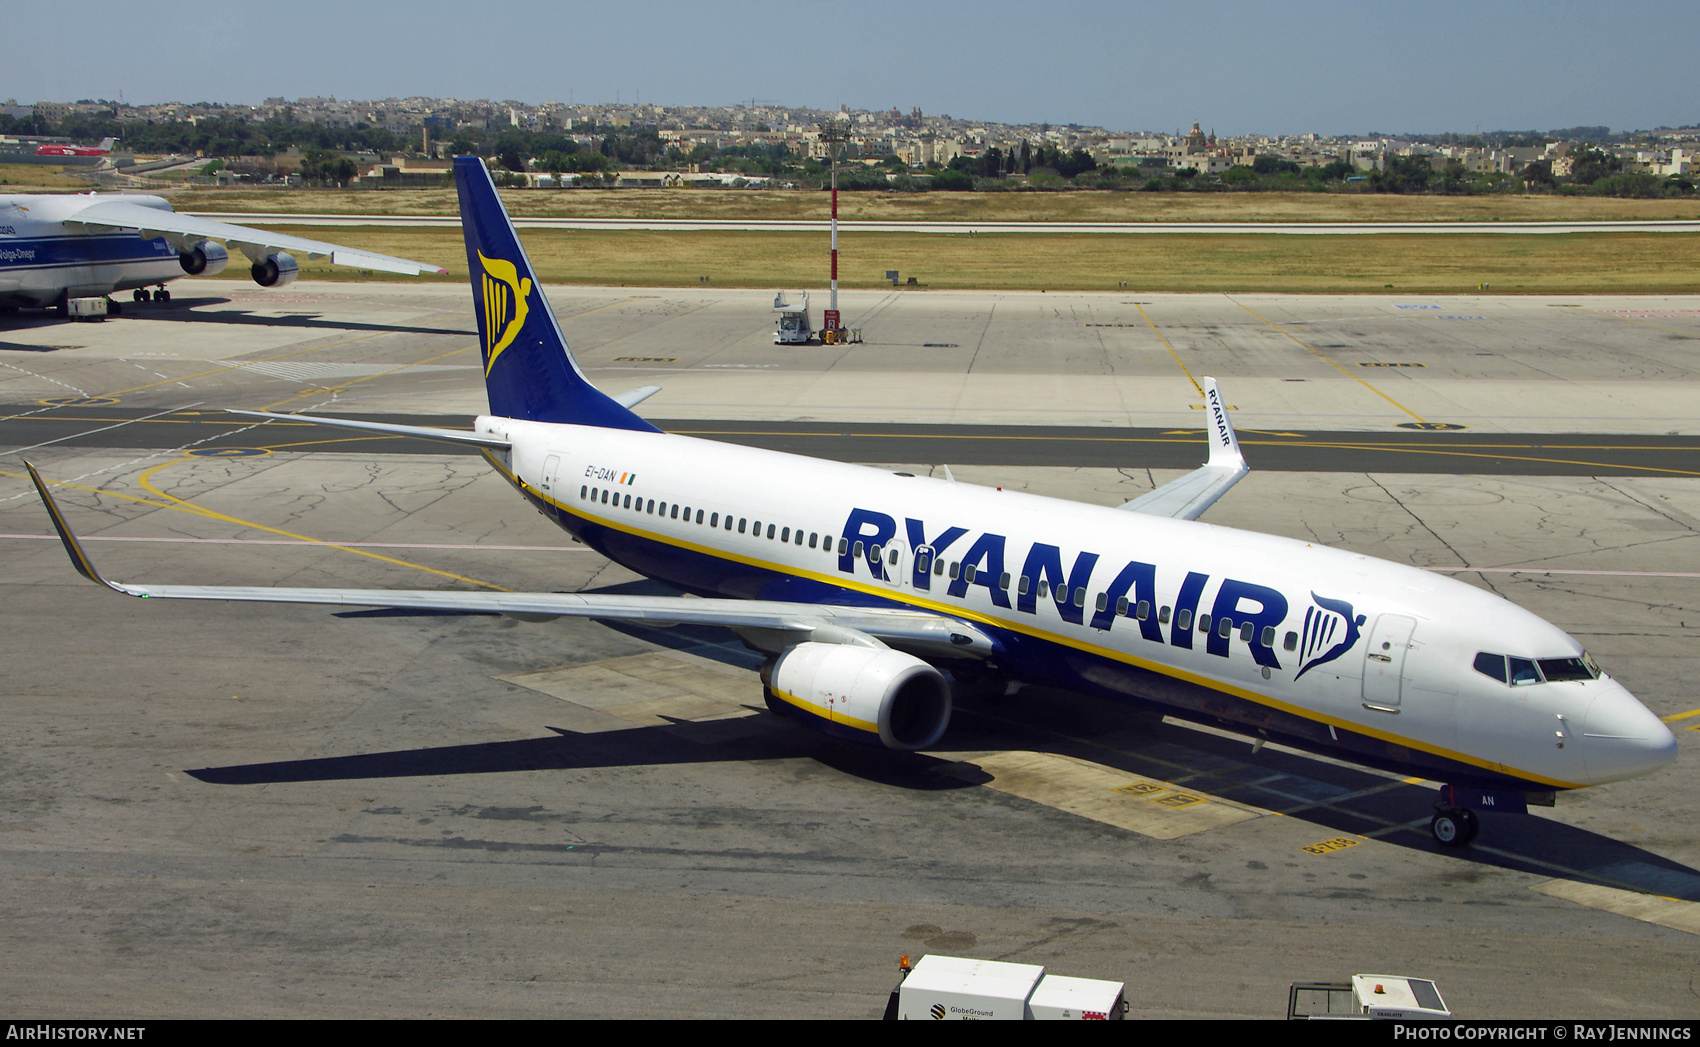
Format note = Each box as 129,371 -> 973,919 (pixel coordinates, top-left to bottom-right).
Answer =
1174,609 -> 1192,630
1159,606 -> 1171,625
738,518 -> 747,533
1283,631 -> 1297,651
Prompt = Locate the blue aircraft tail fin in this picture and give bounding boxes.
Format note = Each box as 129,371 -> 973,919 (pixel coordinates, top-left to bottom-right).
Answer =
453,156 -> 657,431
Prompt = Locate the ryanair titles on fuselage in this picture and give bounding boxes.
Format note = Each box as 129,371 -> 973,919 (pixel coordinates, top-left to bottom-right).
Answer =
833,506 -> 1362,676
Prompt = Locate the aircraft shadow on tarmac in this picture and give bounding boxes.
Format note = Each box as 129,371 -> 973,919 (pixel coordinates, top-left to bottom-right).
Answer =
187,586 -> 1700,902
2,299 -> 467,338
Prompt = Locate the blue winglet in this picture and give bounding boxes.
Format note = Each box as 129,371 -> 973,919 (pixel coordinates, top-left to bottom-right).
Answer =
453,156 -> 658,432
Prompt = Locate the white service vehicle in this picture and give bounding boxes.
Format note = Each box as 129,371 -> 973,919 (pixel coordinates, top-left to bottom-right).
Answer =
772,290 -> 813,344
1287,974 -> 1451,1020
885,954 -> 1126,1020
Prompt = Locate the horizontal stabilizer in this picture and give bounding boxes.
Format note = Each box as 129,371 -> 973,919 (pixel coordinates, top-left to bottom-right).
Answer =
225,409 -> 511,449
613,385 -> 662,409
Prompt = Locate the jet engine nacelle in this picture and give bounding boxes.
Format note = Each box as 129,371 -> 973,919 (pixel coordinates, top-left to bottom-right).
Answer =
250,252 -> 299,288
178,240 -> 229,277
764,642 -> 951,751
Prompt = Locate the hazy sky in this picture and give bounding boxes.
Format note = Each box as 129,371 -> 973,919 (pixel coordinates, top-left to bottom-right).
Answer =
7,0 -> 1696,136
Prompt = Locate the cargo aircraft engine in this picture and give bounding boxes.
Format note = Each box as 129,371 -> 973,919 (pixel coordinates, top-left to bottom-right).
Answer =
177,240 -> 229,276
762,642 -> 952,751
249,252 -> 299,288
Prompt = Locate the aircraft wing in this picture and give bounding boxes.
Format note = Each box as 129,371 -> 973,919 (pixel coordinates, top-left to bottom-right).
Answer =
26,462 -> 994,660
61,199 -> 447,277
1119,376 -> 1248,521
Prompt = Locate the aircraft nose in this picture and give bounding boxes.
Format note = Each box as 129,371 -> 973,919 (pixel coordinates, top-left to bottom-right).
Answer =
1580,684 -> 1679,784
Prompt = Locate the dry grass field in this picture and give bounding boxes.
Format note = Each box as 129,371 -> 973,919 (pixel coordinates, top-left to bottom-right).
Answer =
262,224 -> 1700,295
162,185 -> 1700,224
0,163 -> 96,190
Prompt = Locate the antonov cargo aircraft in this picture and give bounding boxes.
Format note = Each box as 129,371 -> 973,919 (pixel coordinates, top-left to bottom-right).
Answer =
28,157 -> 1677,849
0,191 -> 444,312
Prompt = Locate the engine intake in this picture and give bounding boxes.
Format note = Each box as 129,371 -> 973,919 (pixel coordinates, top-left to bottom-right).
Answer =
250,252 -> 299,288
178,241 -> 229,276
765,642 -> 951,751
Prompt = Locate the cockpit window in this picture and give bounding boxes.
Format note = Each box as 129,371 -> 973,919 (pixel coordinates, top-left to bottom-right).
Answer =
1508,657 -> 1541,686
1476,651 -> 1602,686
1538,657 -> 1597,683
1473,652 -> 1507,684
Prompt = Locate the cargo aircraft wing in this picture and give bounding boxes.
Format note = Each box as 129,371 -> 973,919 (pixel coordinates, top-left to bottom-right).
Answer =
62,198 -> 447,277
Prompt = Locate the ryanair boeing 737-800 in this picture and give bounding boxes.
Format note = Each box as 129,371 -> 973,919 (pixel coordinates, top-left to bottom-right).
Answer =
27,157 -> 1678,849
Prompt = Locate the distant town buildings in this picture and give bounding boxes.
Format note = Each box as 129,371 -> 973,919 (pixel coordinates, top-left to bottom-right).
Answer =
5,94 -> 1697,186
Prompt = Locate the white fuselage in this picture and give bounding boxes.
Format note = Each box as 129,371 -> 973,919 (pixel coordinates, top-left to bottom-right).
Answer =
479,417 -> 1677,793
0,194 -> 184,306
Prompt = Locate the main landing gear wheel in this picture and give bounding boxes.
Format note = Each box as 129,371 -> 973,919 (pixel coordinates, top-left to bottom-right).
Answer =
1431,807 -> 1480,848
132,288 -> 150,302
155,287 -> 171,303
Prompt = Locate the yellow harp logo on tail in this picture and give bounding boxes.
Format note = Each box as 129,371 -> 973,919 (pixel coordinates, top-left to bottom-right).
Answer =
477,250 -> 531,376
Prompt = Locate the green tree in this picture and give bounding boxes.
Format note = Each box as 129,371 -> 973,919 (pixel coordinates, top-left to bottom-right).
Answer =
1566,145 -> 1622,185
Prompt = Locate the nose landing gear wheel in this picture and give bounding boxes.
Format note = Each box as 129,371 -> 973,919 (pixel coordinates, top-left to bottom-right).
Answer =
1431,807 -> 1479,848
